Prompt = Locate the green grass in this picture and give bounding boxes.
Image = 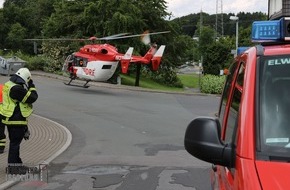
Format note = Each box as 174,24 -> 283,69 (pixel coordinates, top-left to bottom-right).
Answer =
120,74 -> 184,92
177,73 -> 200,88
120,73 -> 200,92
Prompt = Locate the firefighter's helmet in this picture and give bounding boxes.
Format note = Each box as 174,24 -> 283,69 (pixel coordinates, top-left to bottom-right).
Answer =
15,68 -> 31,83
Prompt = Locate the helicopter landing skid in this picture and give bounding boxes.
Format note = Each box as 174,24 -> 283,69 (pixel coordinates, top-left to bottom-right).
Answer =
64,78 -> 90,88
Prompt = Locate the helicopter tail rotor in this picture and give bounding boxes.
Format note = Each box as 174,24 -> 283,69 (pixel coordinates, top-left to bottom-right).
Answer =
140,30 -> 151,45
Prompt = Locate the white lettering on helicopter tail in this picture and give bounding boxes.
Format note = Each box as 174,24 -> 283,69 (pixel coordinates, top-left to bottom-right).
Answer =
115,55 -> 122,60
267,58 -> 290,66
82,68 -> 95,76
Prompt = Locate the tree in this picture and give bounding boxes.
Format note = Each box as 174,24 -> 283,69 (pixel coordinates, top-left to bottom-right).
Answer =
0,9 -> 9,50
42,1 -> 87,38
167,35 -> 195,66
23,0 -> 57,38
202,37 -> 234,75
239,26 -> 253,47
6,23 -> 27,50
1,0 -> 57,53
197,26 -> 215,53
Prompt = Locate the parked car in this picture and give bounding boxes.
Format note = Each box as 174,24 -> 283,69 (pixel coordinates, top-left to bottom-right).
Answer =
184,17 -> 290,189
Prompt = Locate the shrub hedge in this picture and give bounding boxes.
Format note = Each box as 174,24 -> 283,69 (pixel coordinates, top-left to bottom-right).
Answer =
200,74 -> 226,94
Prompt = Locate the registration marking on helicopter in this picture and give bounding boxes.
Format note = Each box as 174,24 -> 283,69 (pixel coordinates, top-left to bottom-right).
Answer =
82,68 -> 95,76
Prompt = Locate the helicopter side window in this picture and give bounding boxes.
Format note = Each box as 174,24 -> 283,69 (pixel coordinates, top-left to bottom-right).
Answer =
79,60 -> 84,67
76,59 -> 83,67
100,48 -> 108,54
76,59 -> 87,67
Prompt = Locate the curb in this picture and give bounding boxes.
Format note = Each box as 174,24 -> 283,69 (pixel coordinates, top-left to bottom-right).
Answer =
31,71 -> 219,97
0,114 -> 72,190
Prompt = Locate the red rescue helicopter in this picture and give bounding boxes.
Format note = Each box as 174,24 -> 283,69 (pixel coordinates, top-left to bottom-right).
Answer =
26,31 -> 169,88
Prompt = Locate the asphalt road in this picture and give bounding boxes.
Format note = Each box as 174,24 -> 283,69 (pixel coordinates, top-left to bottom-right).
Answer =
4,75 -> 220,190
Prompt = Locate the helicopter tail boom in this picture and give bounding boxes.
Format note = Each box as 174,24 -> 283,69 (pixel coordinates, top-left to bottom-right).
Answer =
119,45 -> 166,74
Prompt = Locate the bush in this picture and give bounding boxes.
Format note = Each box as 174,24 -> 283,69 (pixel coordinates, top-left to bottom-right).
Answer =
41,41 -> 72,73
143,65 -> 183,88
7,51 -> 50,71
25,56 -> 50,71
200,74 -> 225,94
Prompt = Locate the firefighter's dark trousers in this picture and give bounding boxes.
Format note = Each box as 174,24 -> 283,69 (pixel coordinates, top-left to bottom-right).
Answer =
0,122 -> 6,153
7,125 -> 25,164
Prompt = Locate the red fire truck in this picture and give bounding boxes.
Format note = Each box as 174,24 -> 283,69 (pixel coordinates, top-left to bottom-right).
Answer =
184,1 -> 290,189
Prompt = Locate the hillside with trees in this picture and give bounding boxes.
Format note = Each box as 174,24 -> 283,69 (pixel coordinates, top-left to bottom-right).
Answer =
0,0 -> 267,87
170,11 -> 267,75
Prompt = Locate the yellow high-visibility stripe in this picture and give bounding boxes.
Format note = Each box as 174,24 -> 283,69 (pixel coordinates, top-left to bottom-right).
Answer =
29,87 -> 36,91
22,91 -> 31,102
2,118 -> 27,125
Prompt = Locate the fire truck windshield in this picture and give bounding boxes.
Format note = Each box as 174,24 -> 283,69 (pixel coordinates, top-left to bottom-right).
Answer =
258,55 -> 290,157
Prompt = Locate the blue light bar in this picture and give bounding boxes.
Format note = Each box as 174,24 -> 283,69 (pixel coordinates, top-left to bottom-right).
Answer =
251,19 -> 282,42
237,47 -> 249,55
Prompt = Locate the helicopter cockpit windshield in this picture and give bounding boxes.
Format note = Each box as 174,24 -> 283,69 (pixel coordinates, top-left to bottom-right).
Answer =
63,53 -> 87,78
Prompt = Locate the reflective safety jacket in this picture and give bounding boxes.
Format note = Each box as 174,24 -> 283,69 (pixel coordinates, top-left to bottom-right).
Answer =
1,81 -> 35,125
0,84 -> 3,104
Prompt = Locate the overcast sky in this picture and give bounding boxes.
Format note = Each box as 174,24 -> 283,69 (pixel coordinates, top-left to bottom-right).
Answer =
166,0 -> 268,18
0,0 -> 268,18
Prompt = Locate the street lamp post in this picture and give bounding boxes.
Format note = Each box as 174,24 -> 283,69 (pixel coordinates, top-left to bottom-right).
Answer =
230,16 -> 239,57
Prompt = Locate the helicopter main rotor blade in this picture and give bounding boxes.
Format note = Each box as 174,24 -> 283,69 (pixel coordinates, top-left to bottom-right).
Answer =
99,32 -> 131,40
24,31 -> 170,42
24,33 -> 131,42
101,31 -> 170,40
24,38 -> 88,41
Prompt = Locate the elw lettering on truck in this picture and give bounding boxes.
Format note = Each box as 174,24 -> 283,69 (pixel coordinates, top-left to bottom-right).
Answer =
267,58 -> 290,66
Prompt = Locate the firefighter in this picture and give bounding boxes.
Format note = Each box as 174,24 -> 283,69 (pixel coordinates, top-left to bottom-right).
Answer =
0,119 -> 5,154
0,68 -> 38,174
0,84 -> 5,154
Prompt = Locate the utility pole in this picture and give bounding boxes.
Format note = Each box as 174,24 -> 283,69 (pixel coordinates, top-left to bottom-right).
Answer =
199,9 -> 203,90
200,9 -> 202,37
216,0 -> 224,38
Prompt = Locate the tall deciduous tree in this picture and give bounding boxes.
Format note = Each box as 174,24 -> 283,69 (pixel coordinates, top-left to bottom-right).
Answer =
42,1 -> 87,38
202,37 -> 234,75
239,26 -> 253,47
0,9 -> 8,50
2,0 -> 57,51
195,24 -> 234,75
6,23 -> 27,49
